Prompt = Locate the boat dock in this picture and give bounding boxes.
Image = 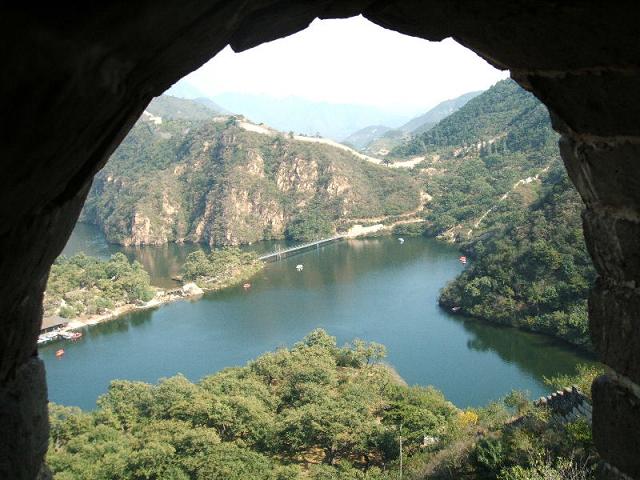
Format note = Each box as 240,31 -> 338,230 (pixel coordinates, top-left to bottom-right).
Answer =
259,235 -> 344,262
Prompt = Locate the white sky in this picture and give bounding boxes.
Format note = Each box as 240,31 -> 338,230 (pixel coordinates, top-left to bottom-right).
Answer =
181,15 -> 509,115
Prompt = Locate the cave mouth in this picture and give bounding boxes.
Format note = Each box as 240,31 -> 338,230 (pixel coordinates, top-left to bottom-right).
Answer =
2,3 -> 640,479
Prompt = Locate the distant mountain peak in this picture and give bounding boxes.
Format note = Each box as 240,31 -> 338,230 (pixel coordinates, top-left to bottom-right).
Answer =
207,92 -> 411,141
342,90 -> 484,154
399,90 -> 483,134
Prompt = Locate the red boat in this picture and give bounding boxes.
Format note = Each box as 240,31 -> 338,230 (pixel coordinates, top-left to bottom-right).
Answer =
55,349 -> 64,358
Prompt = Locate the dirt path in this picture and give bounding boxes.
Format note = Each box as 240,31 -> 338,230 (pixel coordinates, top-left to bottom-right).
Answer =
346,191 -> 432,225
467,165 -> 551,235
342,191 -> 431,237
236,121 -> 424,169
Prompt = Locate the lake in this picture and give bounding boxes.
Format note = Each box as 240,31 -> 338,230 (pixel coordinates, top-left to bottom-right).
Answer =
41,223 -> 595,410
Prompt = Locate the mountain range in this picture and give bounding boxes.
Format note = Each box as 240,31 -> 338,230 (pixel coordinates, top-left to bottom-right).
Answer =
87,78 -> 593,347
398,90 -> 482,134
164,79 -> 482,142
146,95 -> 227,120
208,92 -> 411,141
343,90 -> 482,152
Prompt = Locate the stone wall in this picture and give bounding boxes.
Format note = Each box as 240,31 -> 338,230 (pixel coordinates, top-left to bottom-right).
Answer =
2,2 -> 640,478
536,386 -> 592,425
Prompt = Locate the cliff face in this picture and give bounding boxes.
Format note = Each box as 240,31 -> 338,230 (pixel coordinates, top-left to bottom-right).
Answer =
82,115 -> 420,246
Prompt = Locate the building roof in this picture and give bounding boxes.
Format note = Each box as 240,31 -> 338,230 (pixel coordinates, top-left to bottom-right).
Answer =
41,316 -> 68,330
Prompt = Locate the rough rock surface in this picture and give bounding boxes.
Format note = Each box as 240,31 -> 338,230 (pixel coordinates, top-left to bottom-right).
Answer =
593,375 -> 640,478
82,116 -> 417,246
3,2 -> 640,478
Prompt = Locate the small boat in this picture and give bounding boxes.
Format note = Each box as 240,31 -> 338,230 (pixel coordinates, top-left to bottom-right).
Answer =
55,349 -> 64,358
243,283 -> 251,289
59,331 -> 75,340
398,237 -> 405,244
451,306 -> 461,313
296,264 -> 304,271
37,332 -> 57,345
70,332 -> 83,341
459,256 -> 467,264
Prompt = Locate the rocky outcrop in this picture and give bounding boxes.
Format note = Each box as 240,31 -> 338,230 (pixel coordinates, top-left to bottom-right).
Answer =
83,116 -> 420,246
210,186 -> 287,245
128,212 -> 153,245
181,283 -> 204,296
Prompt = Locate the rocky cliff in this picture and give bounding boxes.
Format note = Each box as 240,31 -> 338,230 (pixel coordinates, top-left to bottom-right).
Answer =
82,110 -> 420,246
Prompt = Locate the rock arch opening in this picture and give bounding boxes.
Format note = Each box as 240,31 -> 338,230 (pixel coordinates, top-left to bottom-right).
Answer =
2,3 -> 640,478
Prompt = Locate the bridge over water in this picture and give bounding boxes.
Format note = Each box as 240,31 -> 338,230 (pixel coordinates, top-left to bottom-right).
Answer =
259,235 -> 345,262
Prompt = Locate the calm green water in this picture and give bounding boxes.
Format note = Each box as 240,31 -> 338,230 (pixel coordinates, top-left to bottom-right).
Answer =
42,223 -> 594,410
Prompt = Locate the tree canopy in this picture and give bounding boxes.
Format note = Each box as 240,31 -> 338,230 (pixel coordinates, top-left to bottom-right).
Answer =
439,167 -> 595,348
181,247 -> 262,289
44,253 -> 154,318
47,330 -> 460,479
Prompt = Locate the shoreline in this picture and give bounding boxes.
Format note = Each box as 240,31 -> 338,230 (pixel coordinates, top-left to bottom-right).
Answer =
61,290 -> 200,331
47,235 -> 591,362
439,300 -> 595,357
44,262 -> 265,341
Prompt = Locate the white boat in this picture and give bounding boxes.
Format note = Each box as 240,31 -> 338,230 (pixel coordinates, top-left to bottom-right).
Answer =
296,264 -> 304,271
37,332 -> 59,345
398,237 -> 405,244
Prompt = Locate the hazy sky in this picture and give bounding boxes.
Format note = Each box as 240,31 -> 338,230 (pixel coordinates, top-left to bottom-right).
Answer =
178,15 -> 509,114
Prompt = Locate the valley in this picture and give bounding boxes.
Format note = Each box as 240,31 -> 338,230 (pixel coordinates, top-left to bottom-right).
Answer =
45,77 -> 600,479
50,78 -> 595,354
44,229 -> 594,411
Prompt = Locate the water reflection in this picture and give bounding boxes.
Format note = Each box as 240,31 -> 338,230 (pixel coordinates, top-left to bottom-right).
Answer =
63,223 -> 294,288
86,309 -> 156,339
455,315 -> 595,383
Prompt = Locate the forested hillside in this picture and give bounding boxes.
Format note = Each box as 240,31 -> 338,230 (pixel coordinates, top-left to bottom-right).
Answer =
403,79 -> 559,239
393,80 -> 554,158
439,166 -> 596,348
389,79 -> 595,348
47,331 -> 599,479
81,103 -> 420,246
47,330 -> 460,479
346,90 -> 482,155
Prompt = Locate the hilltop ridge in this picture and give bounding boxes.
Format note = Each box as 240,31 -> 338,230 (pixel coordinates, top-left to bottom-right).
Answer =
344,90 -> 482,154
388,78 -> 594,348
81,98 -> 421,246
